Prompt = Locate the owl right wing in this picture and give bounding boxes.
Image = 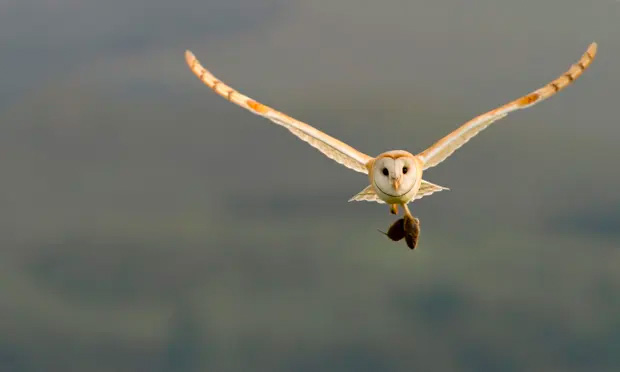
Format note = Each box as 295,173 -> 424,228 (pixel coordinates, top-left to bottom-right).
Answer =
185,50 -> 374,174
417,42 -> 597,170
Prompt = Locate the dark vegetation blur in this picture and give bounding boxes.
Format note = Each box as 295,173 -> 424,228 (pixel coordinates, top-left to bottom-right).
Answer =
1,0 -> 618,371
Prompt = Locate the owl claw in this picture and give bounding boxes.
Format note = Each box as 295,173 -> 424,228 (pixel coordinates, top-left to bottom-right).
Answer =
390,204 -> 399,215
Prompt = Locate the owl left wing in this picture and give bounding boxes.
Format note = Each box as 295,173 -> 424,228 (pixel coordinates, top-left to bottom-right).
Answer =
417,42 -> 597,170
185,50 -> 373,174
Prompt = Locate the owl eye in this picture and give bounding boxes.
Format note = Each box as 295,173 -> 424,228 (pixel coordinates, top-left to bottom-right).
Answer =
382,168 -> 389,176
402,166 -> 408,174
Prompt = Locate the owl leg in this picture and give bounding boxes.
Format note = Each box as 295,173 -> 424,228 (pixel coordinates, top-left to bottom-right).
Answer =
390,204 -> 399,215
402,203 -> 414,219
401,204 -> 420,250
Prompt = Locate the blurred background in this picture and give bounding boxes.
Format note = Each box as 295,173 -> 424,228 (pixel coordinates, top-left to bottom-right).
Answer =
1,0 -> 619,371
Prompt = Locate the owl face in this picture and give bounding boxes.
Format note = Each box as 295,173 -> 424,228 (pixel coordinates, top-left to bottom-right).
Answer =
371,153 -> 419,203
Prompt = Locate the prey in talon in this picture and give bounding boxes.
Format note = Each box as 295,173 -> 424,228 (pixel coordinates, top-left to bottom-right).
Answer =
381,214 -> 420,250
185,43 -> 597,250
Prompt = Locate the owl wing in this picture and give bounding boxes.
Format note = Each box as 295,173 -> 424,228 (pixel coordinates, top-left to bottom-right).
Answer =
414,180 -> 449,200
417,42 -> 597,170
348,180 -> 448,203
185,50 -> 374,174
348,185 -> 386,204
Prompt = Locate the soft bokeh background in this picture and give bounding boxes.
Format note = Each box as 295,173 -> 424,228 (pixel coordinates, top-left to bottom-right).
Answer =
1,0 -> 619,371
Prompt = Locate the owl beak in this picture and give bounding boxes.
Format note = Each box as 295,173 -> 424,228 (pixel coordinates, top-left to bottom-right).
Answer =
391,177 -> 401,191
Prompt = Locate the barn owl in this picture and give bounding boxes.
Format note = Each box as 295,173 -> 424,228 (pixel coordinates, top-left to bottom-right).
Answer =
185,42 -> 597,249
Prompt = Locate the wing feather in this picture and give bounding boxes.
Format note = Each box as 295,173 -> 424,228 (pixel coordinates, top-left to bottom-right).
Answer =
418,42 -> 597,170
348,180 -> 448,203
185,50 -> 373,174
348,185 -> 386,204
414,180 -> 449,200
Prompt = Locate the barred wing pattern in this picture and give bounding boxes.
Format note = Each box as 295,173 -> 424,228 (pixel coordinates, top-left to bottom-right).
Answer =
418,42 -> 597,170
414,180 -> 449,200
185,50 -> 374,174
348,185 -> 386,204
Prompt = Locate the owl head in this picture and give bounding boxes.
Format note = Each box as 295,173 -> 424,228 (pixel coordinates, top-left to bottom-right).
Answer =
370,151 -> 421,203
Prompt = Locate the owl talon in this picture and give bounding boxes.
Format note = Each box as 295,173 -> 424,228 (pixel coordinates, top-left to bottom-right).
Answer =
390,204 -> 399,215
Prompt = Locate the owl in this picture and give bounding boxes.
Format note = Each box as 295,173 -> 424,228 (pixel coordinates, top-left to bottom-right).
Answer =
185,42 -> 597,249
